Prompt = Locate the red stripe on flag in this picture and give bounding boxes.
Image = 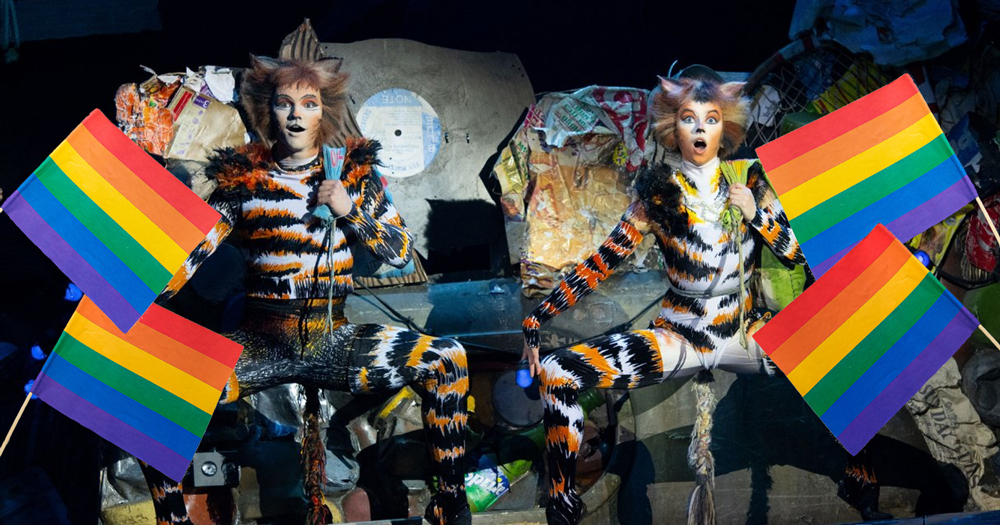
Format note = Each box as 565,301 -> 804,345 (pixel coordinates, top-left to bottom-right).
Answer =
137,304 -> 243,369
80,110 -> 220,234
756,75 -> 919,172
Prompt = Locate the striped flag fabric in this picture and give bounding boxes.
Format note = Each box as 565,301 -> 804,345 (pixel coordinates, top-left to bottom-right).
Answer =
753,225 -> 979,455
1,110 -> 220,332
32,297 -> 242,480
756,75 -> 977,277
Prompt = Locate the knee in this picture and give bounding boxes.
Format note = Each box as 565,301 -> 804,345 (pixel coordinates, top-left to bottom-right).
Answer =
539,351 -> 579,391
428,338 -> 469,387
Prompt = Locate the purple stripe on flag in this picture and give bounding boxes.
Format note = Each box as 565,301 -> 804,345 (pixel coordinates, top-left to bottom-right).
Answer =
836,309 -> 978,456
886,171 -> 977,244
4,189 -> 140,331
33,372 -> 192,481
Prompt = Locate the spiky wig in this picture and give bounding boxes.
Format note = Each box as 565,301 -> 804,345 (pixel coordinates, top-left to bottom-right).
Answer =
650,77 -> 749,159
240,55 -> 349,147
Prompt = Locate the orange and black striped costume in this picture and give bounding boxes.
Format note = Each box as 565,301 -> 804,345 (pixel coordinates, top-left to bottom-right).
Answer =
523,158 -> 804,524
158,139 -> 469,525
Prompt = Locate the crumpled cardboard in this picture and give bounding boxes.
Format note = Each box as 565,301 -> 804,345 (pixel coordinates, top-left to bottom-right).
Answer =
164,86 -> 247,162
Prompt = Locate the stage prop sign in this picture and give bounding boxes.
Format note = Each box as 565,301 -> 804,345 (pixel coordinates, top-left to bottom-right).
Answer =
756,75 -> 977,277
754,225 -> 981,455
0,110 -> 220,332
29,298 -> 242,481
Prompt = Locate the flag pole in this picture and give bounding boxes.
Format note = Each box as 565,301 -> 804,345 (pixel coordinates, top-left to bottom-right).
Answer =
975,197 -> 1000,248
980,325 -> 1000,353
0,393 -> 32,458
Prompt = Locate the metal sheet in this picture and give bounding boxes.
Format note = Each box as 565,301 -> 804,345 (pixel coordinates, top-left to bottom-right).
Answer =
320,39 -> 535,255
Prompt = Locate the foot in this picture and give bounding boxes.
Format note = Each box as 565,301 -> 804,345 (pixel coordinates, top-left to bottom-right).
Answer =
545,490 -> 584,525
425,490 -> 471,525
838,477 -> 893,522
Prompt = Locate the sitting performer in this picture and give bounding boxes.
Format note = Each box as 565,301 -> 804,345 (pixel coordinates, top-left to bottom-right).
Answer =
521,69 -> 804,525
149,56 -> 470,525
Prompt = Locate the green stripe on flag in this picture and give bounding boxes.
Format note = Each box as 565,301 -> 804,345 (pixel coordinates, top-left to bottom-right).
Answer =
792,135 -> 955,244
35,158 -> 172,293
53,333 -> 212,436
804,273 -> 942,415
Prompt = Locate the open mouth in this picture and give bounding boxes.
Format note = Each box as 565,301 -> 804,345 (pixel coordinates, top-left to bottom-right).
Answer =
286,124 -> 306,133
693,138 -> 707,154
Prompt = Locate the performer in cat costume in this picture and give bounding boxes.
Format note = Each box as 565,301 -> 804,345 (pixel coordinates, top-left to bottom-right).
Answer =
521,69 -> 805,525
145,56 -> 470,525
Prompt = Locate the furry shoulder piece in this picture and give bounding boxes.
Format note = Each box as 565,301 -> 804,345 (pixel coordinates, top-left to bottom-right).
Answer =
205,143 -> 276,199
346,137 -> 380,164
634,163 -> 685,236
744,160 -> 773,205
204,138 -> 383,198
342,137 -> 382,184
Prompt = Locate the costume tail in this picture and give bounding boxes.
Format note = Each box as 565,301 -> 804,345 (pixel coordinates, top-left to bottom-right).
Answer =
687,370 -> 717,525
303,386 -> 333,525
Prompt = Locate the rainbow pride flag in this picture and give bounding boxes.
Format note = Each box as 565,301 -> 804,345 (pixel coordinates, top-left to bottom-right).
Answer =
32,297 -> 242,480
753,225 -> 978,455
756,75 -> 977,277
1,110 -> 220,332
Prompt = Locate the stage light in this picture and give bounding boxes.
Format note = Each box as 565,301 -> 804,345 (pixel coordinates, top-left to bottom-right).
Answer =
30,345 -> 46,361
516,362 -> 533,388
24,379 -> 36,398
64,283 -> 83,302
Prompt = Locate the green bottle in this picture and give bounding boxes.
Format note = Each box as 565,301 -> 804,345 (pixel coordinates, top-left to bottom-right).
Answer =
464,389 -> 607,512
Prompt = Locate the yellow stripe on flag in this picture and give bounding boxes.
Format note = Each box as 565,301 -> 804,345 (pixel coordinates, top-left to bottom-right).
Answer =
787,256 -> 928,395
781,114 -> 942,220
49,141 -> 188,270
64,315 -> 220,413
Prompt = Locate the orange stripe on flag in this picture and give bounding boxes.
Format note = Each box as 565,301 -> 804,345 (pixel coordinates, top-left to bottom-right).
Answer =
767,242 -> 912,372
76,301 -> 234,388
756,75 -> 918,171
767,93 -> 929,193
65,126 -> 208,250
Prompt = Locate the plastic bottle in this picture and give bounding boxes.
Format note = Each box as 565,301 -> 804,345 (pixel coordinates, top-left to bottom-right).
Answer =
464,389 -> 607,512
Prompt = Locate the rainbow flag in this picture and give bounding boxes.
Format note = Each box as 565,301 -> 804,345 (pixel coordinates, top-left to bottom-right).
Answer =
753,225 -> 978,455
32,297 -> 243,480
756,75 -> 977,277
1,110 -> 220,332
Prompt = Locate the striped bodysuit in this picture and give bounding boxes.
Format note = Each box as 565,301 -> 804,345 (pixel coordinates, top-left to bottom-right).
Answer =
149,139 -> 468,525
523,157 -> 804,523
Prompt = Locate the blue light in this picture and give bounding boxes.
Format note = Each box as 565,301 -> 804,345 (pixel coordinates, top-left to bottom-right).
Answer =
914,250 -> 931,268
30,345 -> 46,361
516,367 -> 533,388
24,379 -> 36,398
64,283 -> 83,302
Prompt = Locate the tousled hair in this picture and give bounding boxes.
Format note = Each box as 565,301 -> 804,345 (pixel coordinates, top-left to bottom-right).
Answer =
650,77 -> 749,159
240,55 -> 349,147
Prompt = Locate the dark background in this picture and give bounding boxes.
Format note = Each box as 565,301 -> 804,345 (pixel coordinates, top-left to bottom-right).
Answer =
0,0 -> 800,344
0,0 -> 813,522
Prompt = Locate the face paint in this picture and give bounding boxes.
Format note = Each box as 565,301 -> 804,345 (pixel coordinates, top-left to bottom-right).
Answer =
272,83 -> 323,160
676,101 -> 723,166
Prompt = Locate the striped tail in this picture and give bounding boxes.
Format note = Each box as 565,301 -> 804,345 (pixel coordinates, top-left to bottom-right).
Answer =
303,387 -> 332,525
687,370 -> 717,525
